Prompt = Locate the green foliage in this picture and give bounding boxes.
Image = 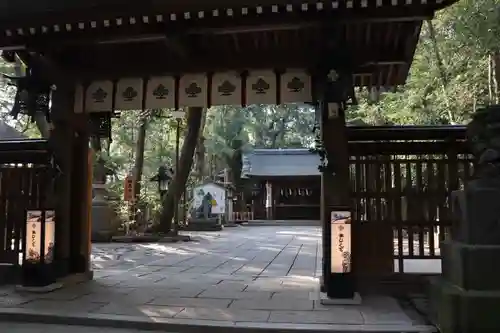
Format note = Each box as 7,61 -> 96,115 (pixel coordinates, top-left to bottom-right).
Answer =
453,0 -> 500,53
348,2 -> 497,125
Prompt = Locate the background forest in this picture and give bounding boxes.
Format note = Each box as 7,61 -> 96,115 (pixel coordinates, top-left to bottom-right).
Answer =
0,0 -> 498,229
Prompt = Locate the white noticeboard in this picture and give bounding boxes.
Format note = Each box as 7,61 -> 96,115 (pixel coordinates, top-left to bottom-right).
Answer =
331,211 -> 352,273
192,183 -> 226,215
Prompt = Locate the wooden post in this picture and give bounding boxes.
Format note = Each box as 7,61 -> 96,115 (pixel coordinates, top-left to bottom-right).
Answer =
317,69 -> 356,300
71,122 -> 92,274
50,86 -> 74,278
87,148 -> 93,261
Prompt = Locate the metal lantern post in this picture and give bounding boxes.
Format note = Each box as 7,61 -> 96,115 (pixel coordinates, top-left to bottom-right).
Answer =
22,209 -> 56,287
154,165 -> 171,199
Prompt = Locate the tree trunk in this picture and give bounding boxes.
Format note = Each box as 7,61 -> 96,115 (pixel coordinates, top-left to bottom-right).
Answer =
132,117 -> 148,226
489,54 -> 494,103
194,108 -> 207,179
133,117 -> 148,197
492,51 -> 500,103
159,107 -> 204,233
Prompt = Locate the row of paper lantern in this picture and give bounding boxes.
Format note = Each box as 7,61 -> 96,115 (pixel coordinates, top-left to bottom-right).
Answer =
74,69 -> 312,113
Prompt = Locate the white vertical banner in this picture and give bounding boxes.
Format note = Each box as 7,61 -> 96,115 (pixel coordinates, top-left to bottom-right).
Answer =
246,70 -> 277,105
331,211 -> 352,273
211,72 -> 242,106
265,182 -> 272,208
26,210 -> 42,262
74,83 -> 84,114
85,81 -> 113,112
44,210 -> 55,264
179,73 -> 207,107
115,78 -> 143,111
280,69 -> 312,104
146,76 -> 176,109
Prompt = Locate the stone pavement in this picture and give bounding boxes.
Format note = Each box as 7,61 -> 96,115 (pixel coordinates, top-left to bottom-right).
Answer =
0,226 -> 436,332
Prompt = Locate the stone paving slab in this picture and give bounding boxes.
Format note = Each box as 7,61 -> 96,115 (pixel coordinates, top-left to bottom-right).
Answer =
0,226 -> 437,332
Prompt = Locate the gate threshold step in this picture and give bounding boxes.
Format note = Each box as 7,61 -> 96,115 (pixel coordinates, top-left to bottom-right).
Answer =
0,307 -> 437,333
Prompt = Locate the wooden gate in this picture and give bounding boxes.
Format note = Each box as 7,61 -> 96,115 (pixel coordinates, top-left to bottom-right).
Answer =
0,140 -> 53,283
348,126 -> 473,292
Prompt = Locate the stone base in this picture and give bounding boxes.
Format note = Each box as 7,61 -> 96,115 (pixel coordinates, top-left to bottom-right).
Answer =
0,265 -> 20,285
320,292 -> 362,305
441,240 -> 500,290
184,218 -> 223,231
58,271 -> 94,285
16,270 -> 93,293
223,221 -> 240,227
430,278 -> 500,333
15,282 -> 63,293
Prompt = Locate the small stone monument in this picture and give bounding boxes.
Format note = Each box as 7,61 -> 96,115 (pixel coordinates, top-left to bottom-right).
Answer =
431,105 -> 500,333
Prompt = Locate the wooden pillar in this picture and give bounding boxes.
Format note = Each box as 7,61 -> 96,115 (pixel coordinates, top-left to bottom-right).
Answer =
70,127 -> 92,274
316,68 -> 356,299
50,87 -> 74,278
51,82 -> 92,277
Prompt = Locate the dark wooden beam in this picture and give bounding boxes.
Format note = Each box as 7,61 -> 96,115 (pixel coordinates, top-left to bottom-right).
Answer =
348,141 -> 469,155
347,125 -> 467,142
56,41 -> 410,83
0,0 -> 450,27
0,7 -> 433,50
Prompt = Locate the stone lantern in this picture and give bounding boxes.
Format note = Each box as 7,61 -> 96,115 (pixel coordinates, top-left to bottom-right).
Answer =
91,156 -> 114,241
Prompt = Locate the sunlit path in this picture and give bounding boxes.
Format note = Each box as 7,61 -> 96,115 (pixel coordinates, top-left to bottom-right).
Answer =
0,226 -> 435,332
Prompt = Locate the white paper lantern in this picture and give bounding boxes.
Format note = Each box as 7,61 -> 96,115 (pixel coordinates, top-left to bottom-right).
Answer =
85,81 -> 113,112
211,72 -> 242,106
178,74 -> 207,107
115,78 -> 143,111
280,69 -> 312,104
246,70 -> 277,105
330,211 -> 352,273
146,76 -> 176,109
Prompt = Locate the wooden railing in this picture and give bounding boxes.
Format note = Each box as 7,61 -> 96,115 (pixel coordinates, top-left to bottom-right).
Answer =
231,211 -> 254,222
348,126 -> 472,275
0,140 -> 53,269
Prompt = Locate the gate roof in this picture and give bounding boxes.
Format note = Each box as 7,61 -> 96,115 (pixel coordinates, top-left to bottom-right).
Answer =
0,0 -> 457,87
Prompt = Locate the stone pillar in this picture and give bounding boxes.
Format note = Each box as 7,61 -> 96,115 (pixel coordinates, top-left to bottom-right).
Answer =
265,181 -> 273,220
317,69 -> 356,300
431,105 -> 500,333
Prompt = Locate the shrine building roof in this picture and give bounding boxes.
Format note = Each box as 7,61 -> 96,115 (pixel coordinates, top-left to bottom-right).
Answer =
242,148 -> 320,178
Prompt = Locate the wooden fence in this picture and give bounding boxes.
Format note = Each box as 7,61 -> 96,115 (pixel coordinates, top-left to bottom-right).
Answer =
0,140 -> 52,282
348,126 -> 472,278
